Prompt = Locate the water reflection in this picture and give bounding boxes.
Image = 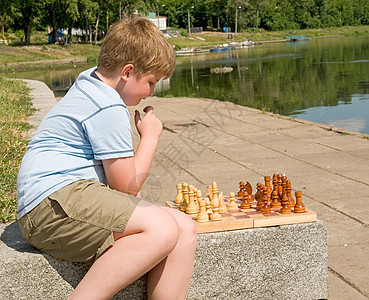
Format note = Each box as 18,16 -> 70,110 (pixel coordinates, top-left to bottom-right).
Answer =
2,36 -> 369,135
290,94 -> 369,134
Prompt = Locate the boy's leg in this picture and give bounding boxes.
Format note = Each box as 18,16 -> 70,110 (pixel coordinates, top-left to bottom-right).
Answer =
147,206 -> 197,300
70,200 -> 197,300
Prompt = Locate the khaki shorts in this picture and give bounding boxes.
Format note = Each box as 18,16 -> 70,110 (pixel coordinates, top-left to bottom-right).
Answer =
18,180 -> 141,263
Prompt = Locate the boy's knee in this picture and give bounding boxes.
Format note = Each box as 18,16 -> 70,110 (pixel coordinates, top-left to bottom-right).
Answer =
153,213 -> 180,253
177,213 -> 197,248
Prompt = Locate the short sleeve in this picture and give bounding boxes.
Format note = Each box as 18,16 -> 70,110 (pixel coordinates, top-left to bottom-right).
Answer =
82,105 -> 134,160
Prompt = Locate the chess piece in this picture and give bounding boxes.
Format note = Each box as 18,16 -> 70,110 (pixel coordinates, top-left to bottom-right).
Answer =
175,183 -> 182,204
180,182 -> 189,212
277,174 -> 283,199
256,186 -> 267,211
205,196 -> 212,215
211,181 -> 220,207
186,185 -> 198,215
294,191 -> 305,213
264,176 -> 272,194
241,190 -> 251,209
218,192 -> 228,214
227,192 -> 239,212
271,189 -> 281,209
197,191 -> 210,222
272,174 -> 278,191
280,188 -> 292,214
254,182 -> 262,200
238,181 -> 245,198
261,194 -> 272,214
206,185 -> 212,200
210,193 -> 222,221
286,180 -> 295,208
245,182 -> 253,201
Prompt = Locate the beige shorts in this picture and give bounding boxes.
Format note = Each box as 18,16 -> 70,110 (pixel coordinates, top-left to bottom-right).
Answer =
18,180 -> 141,263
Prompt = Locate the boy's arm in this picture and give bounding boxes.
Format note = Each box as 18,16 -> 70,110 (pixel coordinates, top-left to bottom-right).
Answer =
102,106 -> 162,196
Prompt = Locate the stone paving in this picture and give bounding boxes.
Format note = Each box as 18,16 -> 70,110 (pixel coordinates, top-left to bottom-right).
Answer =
1,79 -> 368,299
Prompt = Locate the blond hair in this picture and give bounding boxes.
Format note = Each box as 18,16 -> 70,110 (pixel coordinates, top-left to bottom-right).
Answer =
98,16 -> 175,79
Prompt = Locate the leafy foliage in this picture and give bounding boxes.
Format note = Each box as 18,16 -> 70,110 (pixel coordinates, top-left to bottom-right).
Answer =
2,0 -> 369,45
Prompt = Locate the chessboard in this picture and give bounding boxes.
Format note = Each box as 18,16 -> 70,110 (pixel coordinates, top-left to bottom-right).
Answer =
166,174 -> 317,234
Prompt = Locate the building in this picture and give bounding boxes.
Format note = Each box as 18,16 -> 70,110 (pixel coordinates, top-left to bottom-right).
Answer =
147,12 -> 167,32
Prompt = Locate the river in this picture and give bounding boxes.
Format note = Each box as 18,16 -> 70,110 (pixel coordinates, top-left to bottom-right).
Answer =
4,35 -> 369,135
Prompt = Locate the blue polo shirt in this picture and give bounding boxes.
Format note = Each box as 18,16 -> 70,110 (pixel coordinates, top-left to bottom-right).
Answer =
17,67 -> 134,219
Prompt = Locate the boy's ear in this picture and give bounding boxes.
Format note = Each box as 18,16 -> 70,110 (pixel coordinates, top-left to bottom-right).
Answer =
121,64 -> 134,81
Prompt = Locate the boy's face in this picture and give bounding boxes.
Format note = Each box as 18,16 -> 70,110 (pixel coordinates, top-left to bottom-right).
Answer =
119,68 -> 163,106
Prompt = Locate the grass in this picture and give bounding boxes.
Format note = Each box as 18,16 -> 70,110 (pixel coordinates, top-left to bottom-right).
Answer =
0,78 -> 35,222
168,25 -> 369,49
0,43 -> 101,70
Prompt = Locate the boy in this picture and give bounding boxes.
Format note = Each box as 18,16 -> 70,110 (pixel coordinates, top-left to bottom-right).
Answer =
17,17 -> 197,299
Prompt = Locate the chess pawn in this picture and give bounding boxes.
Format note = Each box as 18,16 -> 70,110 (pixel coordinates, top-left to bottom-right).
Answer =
218,192 -> 228,214
280,190 -> 292,214
261,195 -> 272,214
294,191 -> 306,213
175,183 -> 182,205
286,180 -> 295,208
197,192 -> 210,222
211,182 -> 220,208
257,186 -> 267,211
210,195 -> 222,221
237,181 -> 245,198
240,190 -> 251,209
186,185 -> 198,215
271,189 -> 282,209
227,192 -> 239,212
180,183 -> 189,212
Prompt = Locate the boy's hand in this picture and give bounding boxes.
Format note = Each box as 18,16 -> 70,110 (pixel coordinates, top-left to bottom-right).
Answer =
134,106 -> 162,140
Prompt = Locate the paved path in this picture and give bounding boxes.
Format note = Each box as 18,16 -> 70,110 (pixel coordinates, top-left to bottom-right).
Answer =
2,79 -> 369,299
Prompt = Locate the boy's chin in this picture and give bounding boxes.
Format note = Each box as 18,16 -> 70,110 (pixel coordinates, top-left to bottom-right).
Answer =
125,99 -> 143,106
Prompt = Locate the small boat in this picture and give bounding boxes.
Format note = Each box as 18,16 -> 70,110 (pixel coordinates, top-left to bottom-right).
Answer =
288,35 -> 309,42
175,48 -> 209,56
209,46 -> 236,53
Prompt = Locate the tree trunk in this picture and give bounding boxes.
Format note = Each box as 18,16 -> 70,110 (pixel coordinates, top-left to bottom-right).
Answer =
52,4 -> 58,43
94,14 -> 99,44
85,17 -> 89,43
24,22 -> 31,44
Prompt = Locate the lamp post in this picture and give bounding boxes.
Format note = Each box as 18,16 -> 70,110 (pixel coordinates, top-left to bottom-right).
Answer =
235,6 -> 241,33
188,6 -> 194,36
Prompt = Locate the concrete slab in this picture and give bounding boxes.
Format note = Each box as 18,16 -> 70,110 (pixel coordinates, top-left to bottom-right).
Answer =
328,272 -> 369,300
329,244 -> 369,298
313,135 -> 369,151
303,200 -> 369,247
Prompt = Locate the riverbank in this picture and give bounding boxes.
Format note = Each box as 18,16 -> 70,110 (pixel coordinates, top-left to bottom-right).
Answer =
1,25 -> 369,71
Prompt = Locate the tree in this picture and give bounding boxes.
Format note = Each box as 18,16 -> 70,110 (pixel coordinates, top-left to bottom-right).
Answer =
11,0 -> 45,44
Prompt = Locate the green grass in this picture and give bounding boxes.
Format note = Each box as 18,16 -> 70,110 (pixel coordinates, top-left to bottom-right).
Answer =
0,43 -> 101,69
168,25 -> 369,49
0,78 -> 35,222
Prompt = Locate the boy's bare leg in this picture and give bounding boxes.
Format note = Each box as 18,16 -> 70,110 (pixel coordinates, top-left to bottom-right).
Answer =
69,200 -> 197,300
147,207 -> 197,300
